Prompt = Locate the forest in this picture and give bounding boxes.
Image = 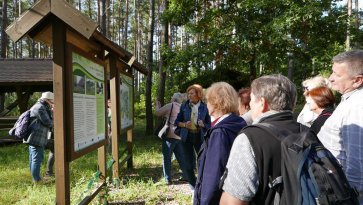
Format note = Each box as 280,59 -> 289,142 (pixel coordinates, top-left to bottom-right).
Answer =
0,0 -> 362,134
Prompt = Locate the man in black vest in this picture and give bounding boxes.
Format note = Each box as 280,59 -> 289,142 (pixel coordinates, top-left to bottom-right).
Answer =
220,74 -> 300,205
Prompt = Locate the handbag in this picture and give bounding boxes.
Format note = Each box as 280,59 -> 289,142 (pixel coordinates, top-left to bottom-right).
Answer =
155,103 -> 174,139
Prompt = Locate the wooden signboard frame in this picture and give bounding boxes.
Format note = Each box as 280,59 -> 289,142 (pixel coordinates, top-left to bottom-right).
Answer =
108,56 -> 134,181
119,71 -> 134,133
5,1 -> 146,203
66,44 -> 108,161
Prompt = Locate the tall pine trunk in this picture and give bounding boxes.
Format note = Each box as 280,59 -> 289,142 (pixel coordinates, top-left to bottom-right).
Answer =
98,0 -> 107,36
346,0 -> 352,50
0,0 -> 8,112
124,0 -> 129,49
1,0 -> 8,58
157,0 -> 168,106
145,0 -> 155,135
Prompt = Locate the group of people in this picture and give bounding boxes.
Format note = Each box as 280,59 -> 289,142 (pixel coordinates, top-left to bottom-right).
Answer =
155,49 -> 363,205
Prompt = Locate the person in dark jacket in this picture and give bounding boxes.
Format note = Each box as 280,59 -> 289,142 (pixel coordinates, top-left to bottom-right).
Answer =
25,92 -> 54,183
220,74 -> 299,205
305,86 -> 335,134
175,84 -> 211,188
194,82 -> 247,205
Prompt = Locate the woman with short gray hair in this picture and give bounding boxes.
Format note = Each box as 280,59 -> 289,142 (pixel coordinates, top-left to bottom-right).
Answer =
154,92 -> 185,184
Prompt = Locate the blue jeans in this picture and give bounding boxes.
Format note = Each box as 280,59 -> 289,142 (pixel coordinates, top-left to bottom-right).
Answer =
29,145 -> 44,181
178,132 -> 201,188
162,138 -> 186,182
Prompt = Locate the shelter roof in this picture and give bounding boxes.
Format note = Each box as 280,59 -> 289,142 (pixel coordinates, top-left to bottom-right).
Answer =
6,0 -> 147,75
0,59 -> 53,92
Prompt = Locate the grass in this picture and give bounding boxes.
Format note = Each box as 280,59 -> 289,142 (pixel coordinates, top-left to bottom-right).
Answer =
0,118 -> 191,204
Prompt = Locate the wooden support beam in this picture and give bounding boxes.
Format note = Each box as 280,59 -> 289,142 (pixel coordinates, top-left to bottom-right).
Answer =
109,55 -> 121,181
53,18 -> 70,205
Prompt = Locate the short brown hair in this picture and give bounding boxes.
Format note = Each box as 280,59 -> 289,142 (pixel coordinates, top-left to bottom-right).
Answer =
307,86 -> 335,108
205,82 -> 239,114
186,84 -> 203,101
238,87 -> 251,104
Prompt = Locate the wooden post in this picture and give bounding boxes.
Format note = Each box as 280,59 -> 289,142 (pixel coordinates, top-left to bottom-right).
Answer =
127,129 -> 133,169
53,18 -> 70,205
109,55 -> 121,181
97,147 -> 106,181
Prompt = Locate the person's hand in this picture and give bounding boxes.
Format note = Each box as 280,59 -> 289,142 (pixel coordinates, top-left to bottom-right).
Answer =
185,121 -> 191,129
197,120 -> 204,128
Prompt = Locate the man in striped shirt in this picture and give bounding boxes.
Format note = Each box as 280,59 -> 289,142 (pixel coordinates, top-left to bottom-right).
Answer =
318,50 -> 363,205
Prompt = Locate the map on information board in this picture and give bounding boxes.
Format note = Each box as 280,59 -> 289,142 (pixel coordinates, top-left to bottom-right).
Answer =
120,73 -> 133,130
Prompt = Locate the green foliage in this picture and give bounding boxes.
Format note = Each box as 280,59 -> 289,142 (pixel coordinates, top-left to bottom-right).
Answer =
161,0 -> 361,93
134,94 -> 146,118
163,0 -> 197,25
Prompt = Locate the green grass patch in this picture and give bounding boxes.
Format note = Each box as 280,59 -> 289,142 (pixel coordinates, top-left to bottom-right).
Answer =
0,118 -> 191,204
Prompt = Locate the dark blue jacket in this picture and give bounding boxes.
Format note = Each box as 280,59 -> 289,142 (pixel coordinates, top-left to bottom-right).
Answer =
174,100 -> 211,142
194,113 -> 247,205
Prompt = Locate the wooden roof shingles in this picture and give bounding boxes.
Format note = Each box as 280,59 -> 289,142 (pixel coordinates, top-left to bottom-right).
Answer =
0,59 -> 52,84
0,59 -> 53,93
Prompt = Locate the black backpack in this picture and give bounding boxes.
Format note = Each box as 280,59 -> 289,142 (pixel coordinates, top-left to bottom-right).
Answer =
253,123 -> 359,205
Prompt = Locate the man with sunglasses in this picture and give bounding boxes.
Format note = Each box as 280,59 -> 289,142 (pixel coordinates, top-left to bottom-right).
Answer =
318,50 -> 363,204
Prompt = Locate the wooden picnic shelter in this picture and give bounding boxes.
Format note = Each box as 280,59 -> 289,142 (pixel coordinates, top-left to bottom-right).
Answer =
0,58 -> 53,114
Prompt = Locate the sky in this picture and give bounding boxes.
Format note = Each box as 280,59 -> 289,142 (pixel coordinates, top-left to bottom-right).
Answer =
336,0 -> 363,10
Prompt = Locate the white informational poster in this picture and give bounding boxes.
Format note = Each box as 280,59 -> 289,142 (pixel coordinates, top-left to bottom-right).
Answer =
72,52 -> 106,152
120,74 -> 133,130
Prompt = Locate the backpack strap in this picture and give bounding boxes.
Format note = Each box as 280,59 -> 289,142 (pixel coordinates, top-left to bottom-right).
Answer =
166,103 -> 174,125
251,122 -> 293,142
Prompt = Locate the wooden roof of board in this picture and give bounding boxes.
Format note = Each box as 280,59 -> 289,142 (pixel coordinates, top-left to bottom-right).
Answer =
6,0 -> 147,75
0,59 -> 52,84
0,59 -> 53,93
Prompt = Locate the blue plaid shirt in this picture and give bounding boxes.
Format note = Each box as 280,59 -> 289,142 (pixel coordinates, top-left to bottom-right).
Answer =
318,87 -> 363,196
25,99 -> 53,147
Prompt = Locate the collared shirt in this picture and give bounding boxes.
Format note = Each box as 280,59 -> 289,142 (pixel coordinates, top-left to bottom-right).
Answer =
221,110 -> 283,201
318,87 -> 363,193
191,101 -> 201,125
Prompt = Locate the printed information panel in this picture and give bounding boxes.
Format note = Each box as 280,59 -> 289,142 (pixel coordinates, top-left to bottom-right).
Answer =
120,73 -> 133,130
72,52 -> 106,152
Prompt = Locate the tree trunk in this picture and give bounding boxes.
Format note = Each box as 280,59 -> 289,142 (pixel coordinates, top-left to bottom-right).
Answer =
0,0 -> 6,112
354,0 -> 360,48
145,0 -> 155,135
157,0 -> 169,106
133,0 -> 138,56
346,0 -> 352,50
1,0 -> 8,58
124,0 -> 129,49
249,56 -> 257,83
98,0 -> 107,36
106,0 -> 110,38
